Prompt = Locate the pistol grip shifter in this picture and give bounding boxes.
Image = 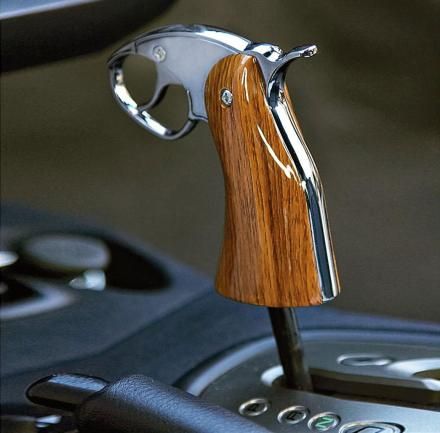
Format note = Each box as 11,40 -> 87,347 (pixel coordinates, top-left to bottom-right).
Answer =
205,54 -> 340,307
108,25 -> 341,391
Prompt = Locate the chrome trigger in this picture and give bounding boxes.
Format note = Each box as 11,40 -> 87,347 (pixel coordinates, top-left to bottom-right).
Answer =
283,44 -> 318,61
247,43 -> 318,98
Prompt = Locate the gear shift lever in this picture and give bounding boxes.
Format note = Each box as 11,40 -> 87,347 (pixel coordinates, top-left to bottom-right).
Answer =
108,24 -> 341,391
204,52 -> 341,390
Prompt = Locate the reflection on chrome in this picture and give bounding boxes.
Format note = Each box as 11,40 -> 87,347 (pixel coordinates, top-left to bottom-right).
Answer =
270,86 -> 340,301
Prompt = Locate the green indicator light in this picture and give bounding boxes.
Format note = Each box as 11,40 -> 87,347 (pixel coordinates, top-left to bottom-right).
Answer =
311,414 -> 340,431
315,416 -> 335,430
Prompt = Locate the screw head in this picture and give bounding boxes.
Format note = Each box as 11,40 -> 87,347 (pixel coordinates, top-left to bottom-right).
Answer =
220,88 -> 233,106
152,46 -> 166,62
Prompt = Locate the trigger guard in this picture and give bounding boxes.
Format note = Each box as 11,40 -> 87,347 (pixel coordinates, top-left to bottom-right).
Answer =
108,51 -> 197,140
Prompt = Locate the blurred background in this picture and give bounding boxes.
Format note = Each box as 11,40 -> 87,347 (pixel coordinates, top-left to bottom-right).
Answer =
1,0 -> 439,321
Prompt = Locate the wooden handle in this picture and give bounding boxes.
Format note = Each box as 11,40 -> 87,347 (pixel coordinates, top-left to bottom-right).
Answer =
205,54 -> 340,307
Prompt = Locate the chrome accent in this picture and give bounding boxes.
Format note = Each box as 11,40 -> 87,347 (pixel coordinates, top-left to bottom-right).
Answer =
261,365 -> 284,386
268,77 -> 339,300
108,24 -> 250,139
238,398 -> 270,417
69,269 -> 106,291
0,250 -> 18,268
35,415 -> 63,428
246,43 -> 318,98
108,25 -> 317,138
387,358 -> 440,391
277,406 -> 308,424
340,421 -> 402,433
337,353 -> 394,367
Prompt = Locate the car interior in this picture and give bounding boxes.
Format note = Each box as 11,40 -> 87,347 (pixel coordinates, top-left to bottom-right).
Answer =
1,1 -> 439,432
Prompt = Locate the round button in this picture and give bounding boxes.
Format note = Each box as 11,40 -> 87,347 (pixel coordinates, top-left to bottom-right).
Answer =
20,234 -> 110,274
277,406 -> 308,424
238,398 -> 270,417
340,422 -> 403,433
308,413 -> 340,431
338,354 -> 393,367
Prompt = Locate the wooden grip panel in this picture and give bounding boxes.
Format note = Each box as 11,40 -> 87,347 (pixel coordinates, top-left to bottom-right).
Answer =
205,54 -> 328,307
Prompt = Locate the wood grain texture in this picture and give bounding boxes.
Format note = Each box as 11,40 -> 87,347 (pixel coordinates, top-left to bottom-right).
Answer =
206,54 -> 328,307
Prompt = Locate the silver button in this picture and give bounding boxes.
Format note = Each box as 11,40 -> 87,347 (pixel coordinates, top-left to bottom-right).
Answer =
338,354 -> 394,367
340,421 -> 403,433
238,398 -> 269,417
277,406 -> 308,424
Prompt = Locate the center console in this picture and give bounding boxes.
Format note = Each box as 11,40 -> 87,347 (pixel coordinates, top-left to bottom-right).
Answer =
1,205 -> 439,432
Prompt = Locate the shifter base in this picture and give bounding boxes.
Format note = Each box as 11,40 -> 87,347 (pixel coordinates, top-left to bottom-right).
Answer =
181,335 -> 440,432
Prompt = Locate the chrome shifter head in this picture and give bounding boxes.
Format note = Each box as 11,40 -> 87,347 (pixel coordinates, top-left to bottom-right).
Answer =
108,24 -> 317,140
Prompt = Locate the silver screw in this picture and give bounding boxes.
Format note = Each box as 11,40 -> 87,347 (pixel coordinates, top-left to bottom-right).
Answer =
221,88 -> 233,106
152,46 -> 166,62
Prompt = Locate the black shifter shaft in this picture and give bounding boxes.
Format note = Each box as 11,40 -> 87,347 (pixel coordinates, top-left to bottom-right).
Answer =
268,307 -> 313,391
27,373 -> 271,433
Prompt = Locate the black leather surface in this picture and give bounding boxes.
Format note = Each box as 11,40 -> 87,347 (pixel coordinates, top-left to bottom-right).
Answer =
1,204 -> 210,376
76,375 -> 271,433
